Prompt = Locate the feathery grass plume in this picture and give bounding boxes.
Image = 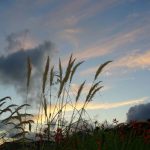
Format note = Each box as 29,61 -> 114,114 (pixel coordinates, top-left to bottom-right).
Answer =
43,96 -> 47,117
27,56 -> 32,88
88,86 -> 103,102
94,61 -> 112,80
59,58 -> 63,82
50,66 -> 54,86
42,56 -> 50,93
70,61 -> 84,83
64,58 -> 76,83
58,79 -> 65,98
58,54 -> 75,98
85,81 -> 102,102
76,81 -> 86,102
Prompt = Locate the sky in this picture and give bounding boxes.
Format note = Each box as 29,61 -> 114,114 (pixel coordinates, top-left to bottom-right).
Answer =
0,0 -> 150,124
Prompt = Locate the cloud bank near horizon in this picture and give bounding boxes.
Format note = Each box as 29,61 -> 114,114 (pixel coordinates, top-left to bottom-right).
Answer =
126,102 -> 150,122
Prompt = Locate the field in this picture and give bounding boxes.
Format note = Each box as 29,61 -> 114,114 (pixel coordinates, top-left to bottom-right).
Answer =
0,55 -> 150,150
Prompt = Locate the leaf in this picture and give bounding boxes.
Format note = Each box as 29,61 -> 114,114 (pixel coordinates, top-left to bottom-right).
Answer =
94,61 -> 112,80
3,104 -> 31,121
0,104 -> 17,115
0,97 -> 11,103
11,131 -> 28,139
0,108 -> 12,115
15,104 -> 30,112
16,120 -> 34,127
6,104 -> 18,109
2,113 -> 33,123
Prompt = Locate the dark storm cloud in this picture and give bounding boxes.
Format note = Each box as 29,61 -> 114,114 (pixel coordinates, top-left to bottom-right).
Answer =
0,40 -> 54,104
0,41 -> 53,84
126,103 -> 150,122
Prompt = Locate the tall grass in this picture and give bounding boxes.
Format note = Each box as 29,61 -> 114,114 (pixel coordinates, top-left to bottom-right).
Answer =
0,55 -> 112,146
1,55 -> 149,150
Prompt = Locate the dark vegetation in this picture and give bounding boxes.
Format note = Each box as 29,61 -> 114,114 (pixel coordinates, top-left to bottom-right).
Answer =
0,55 -> 150,150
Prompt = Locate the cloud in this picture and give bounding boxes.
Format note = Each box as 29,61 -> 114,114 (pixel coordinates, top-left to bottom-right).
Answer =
126,102 -> 150,122
112,50 -> 150,70
100,49 -> 150,77
38,0 -> 121,30
0,34 -> 54,104
5,30 -> 37,55
86,97 -> 148,110
0,41 -> 53,84
33,97 -> 148,123
62,27 -> 143,68
80,48 -> 150,77
80,66 -> 98,76
57,28 -> 81,49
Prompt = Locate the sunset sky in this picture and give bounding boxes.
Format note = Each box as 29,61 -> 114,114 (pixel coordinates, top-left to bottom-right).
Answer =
0,0 -> 150,124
